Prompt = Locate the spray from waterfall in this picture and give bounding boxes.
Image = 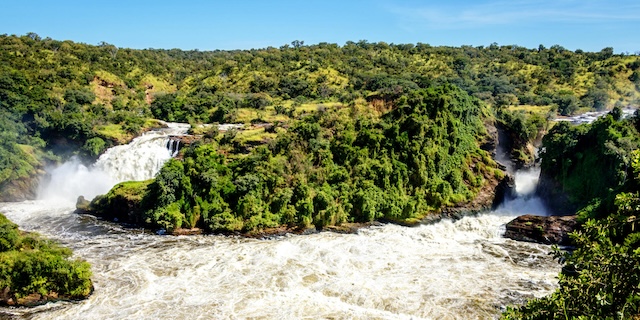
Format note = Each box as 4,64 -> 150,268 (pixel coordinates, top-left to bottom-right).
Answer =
0,120 -> 564,320
38,123 -> 190,203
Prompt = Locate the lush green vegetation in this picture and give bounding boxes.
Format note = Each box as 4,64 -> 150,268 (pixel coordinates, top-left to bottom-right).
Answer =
0,213 -> 92,305
2,32 -> 640,317
503,111 -> 640,319
88,85 -> 502,232
496,107 -> 550,166
1,34 -> 639,198
539,108 -> 640,213
1,30 -> 640,317
503,150 -> 640,319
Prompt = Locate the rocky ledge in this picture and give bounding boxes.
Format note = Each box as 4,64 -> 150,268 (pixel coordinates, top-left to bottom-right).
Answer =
503,214 -> 578,245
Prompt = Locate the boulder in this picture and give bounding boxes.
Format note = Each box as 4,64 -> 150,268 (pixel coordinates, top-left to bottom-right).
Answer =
504,214 -> 578,245
75,195 -> 91,213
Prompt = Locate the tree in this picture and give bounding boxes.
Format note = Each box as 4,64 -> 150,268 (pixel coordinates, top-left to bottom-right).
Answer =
503,151 -> 640,320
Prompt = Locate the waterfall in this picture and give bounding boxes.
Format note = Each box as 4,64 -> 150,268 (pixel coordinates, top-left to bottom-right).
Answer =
37,123 -> 189,203
0,121 -> 562,320
166,139 -> 181,157
0,164 -> 559,320
494,167 -> 549,217
173,140 -> 180,157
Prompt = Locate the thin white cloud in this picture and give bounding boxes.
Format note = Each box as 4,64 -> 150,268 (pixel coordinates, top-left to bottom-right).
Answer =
387,0 -> 640,29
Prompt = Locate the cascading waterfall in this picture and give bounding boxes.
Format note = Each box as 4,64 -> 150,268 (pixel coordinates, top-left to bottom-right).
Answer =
555,106 -> 636,125
37,123 -> 189,203
0,123 -> 564,320
166,139 -> 181,157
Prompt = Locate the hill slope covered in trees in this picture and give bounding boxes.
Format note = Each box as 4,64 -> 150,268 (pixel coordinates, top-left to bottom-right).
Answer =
2,33 -> 639,200
87,85 -> 505,232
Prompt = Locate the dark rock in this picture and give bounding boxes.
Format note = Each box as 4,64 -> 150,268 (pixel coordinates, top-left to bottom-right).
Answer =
536,171 -> 578,216
480,121 -> 498,153
441,172 -> 515,219
76,196 -> 91,213
504,214 -> 578,245
168,134 -> 198,146
0,169 -> 45,202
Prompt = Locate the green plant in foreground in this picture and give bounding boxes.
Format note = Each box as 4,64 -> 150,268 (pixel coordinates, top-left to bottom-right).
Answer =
0,213 -> 92,305
503,151 -> 640,320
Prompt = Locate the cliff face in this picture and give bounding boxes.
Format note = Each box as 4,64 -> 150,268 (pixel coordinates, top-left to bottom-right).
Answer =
536,171 -> 578,216
438,121 -> 515,219
0,165 -> 45,202
0,176 -> 39,202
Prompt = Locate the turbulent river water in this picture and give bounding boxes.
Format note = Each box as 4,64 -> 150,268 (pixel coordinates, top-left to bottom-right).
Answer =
0,124 -> 560,320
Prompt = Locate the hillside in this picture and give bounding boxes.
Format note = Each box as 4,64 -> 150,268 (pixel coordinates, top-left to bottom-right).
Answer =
1,33 -> 639,199
86,84 -> 507,232
503,111 -> 640,319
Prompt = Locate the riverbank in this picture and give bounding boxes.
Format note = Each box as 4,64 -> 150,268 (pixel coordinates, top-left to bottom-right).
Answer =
0,197 -> 559,319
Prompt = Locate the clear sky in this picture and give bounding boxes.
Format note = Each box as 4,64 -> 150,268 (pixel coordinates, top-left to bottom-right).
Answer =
1,0 -> 638,53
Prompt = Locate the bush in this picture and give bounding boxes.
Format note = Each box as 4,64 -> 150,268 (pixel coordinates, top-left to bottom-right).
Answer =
0,214 -> 20,252
82,137 -> 106,158
0,213 -> 92,305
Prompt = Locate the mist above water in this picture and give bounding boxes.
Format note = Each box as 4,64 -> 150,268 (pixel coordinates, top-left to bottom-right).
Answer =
37,123 -> 189,203
1,122 -> 561,320
494,168 -> 549,218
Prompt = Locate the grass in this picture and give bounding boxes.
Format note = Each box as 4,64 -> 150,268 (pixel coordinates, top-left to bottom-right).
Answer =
95,119 -> 167,144
94,70 -> 125,87
144,119 -> 166,129
293,101 -> 343,113
95,124 -> 130,143
90,79 -> 115,107
234,127 -> 277,144
507,105 -> 554,115
140,74 -> 175,92
234,101 -> 344,123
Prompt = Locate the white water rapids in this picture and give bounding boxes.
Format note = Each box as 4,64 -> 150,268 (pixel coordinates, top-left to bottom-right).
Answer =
0,125 -> 559,319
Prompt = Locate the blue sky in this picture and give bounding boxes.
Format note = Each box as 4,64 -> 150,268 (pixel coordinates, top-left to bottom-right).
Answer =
1,0 -> 638,53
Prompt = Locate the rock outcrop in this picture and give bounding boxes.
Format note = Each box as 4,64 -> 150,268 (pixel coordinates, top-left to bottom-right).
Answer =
504,214 -> 578,245
167,134 -> 198,146
536,171 -> 578,216
0,168 -> 45,202
78,180 -> 151,225
439,121 -> 516,218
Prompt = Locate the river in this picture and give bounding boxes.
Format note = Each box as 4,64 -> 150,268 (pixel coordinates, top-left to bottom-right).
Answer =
0,124 -> 559,320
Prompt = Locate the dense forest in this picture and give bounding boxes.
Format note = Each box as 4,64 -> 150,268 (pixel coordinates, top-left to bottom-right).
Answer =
2,33 -> 639,200
2,33 -> 640,317
88,84 -> 503,232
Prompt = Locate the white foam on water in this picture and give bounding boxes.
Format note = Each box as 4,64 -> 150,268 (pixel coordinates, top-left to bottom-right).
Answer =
0,122 -> 560,320
37,123 -> 189,203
